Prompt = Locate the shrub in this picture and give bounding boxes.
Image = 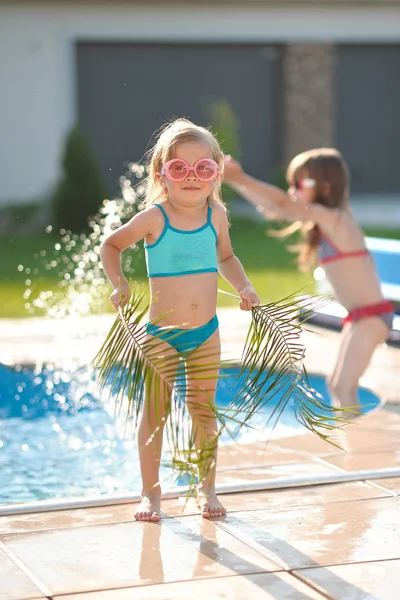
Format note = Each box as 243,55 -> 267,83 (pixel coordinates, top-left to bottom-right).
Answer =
208,100 -> 241,204
271,167 -> 288,191
51,125 -> 107,232
0,200 -> 45,234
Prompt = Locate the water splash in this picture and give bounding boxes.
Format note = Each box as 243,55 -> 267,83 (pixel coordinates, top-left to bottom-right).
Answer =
20,163 -> 148,318
0,363 -> 103,419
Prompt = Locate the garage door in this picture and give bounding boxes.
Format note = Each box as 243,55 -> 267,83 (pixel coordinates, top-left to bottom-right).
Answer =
77,43 -> 282,195
335,45 -> 400,194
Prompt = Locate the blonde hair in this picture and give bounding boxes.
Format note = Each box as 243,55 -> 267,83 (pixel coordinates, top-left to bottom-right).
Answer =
144,118 -> 225,208
279,148 -> 350,271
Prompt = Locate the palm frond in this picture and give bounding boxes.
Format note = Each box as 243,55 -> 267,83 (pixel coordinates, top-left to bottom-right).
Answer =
228,292 -> 345,440
92,283 -> 346,487
92,283 -> 237,481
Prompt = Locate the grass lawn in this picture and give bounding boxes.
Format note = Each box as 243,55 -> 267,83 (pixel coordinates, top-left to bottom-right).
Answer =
1,220 -> 399,319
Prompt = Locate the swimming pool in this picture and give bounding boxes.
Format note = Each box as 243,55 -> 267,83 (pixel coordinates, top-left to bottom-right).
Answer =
0,363 -> 380,505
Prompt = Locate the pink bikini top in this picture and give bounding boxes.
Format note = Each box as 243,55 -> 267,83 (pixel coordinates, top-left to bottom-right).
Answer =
317,231 -> 370,265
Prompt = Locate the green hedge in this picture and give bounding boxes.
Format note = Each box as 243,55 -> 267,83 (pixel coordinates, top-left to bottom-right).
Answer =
51,125 -> 107,233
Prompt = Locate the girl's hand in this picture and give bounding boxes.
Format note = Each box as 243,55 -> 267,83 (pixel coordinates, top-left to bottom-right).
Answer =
110,280 -> 130,310
238,285 -> 260,311
223,155 -> 244,184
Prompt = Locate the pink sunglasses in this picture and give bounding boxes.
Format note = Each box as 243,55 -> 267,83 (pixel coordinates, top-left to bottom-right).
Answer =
294,178 -> 316,190
161,158 -> 220,182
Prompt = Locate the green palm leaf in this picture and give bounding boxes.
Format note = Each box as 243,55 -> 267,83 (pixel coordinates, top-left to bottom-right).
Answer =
92,283 -> 236,483
229,292 -> 346,438
92,284 -> 345,486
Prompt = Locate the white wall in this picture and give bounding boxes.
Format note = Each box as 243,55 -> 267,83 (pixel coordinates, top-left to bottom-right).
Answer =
1,2 -> 400,206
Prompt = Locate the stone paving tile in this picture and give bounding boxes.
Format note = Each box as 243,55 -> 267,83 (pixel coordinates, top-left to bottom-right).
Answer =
0,544 -> 45,600
260,435 -> 341,459
162,480 -> 391,518
371,478 -> 400,495
55,571 -> 327,600
0,315 -> 115,367
268,424 -> 400,458
0,504 -> 137,535
216,461 -> 340,484
351,405 -> 400,431
1,477 -> 389,537
216,441 -> 316,470
321,448 -> 400,472
215,496 -> 400,570
294,558 -> 400,600
0,517 -> 282,596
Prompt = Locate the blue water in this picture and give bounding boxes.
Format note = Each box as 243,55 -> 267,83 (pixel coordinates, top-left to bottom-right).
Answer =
366,236 -> 400,288
0,364 -> 381,505
374,251 -> 400,288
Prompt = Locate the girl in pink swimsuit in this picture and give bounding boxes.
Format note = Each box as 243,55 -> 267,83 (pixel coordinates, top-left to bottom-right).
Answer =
223,148 -> 394,418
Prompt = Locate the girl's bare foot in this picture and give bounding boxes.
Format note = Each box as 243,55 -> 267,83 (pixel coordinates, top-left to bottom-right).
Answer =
197,490 -> 226,519
134,493 -> 161,522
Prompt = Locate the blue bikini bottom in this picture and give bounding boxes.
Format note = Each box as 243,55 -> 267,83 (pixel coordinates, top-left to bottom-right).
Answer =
145,315 -> 219,358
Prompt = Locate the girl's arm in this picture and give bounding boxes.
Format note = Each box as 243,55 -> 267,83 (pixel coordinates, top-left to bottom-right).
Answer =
214,205 -> 260,311
100,208 -> 156,308
224,155 -> 288,216
224,156 -> 335,227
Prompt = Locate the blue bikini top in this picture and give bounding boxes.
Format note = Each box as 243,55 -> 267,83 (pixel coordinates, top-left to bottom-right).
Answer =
144,203 -> 218,278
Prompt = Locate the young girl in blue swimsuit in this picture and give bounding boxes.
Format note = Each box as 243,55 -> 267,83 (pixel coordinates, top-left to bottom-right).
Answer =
100,119 -> 259,521
224,148 -> 394,419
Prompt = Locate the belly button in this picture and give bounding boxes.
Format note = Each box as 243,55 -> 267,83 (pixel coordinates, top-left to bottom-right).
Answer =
191,303 -> 198,310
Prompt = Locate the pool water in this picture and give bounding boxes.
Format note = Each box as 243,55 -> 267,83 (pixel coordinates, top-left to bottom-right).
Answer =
0,364 -> 381,505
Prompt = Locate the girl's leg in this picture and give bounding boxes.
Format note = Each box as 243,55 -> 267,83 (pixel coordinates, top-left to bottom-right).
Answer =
328,317 -> 388,417
135,339 -> 179,522
185,329 -> 226,519
326,321 -> 353,394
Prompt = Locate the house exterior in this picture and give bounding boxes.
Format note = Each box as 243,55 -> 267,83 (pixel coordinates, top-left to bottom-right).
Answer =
1,0 -> 400,205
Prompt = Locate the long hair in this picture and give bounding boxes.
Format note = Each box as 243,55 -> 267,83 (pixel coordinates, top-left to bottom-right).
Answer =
144,118 -> 225,209
279,148 -> 350,271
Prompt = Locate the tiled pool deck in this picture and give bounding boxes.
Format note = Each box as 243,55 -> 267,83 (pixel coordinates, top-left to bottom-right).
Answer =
1,309 -> 400,600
